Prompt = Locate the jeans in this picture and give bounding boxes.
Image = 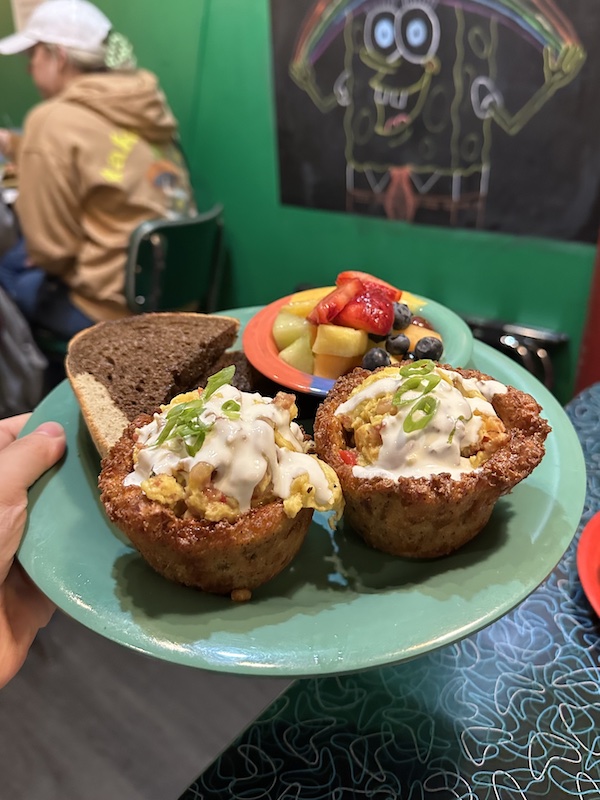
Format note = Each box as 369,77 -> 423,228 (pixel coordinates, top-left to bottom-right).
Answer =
0,239 -> 94,339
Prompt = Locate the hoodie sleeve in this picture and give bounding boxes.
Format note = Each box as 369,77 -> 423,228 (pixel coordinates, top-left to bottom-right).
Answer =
14,106 -> 81,275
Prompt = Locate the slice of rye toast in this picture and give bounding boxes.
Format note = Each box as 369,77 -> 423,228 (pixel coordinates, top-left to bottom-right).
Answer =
66,312 -> 252,458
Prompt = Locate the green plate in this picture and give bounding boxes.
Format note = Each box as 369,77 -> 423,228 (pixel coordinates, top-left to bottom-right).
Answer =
18,312 -> 586,676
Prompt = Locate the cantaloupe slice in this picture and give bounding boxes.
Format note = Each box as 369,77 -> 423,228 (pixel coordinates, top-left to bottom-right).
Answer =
399,322 -> 442,352
313,353 -> 363,379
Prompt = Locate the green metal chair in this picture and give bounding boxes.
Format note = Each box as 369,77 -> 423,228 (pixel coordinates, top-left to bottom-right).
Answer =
125,202 -> 225,313
34,204 -> 225,389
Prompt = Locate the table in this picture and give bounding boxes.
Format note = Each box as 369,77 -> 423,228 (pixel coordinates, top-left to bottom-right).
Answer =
180,384 -> 599,799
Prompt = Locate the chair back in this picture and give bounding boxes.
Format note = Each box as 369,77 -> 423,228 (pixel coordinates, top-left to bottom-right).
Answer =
125,203 -> 224,314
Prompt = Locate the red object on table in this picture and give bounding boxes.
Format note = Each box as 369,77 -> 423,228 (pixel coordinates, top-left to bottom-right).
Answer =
577,511 -> 600,617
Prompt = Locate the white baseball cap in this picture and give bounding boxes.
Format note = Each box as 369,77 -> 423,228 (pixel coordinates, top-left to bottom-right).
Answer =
0,0 -> 111,55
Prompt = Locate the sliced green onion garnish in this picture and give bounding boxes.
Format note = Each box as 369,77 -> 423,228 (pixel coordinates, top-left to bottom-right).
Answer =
392,372 -> 441,406
150,366 -> 237,452
221,399 -> 241,419
421,373 -> 441,394
185,428 -> 208,456
392,375 -> 427,406
399,359 -> 435,377
403,395 -> 439,433
447,414 -> 472,444
204,365 -> 236,400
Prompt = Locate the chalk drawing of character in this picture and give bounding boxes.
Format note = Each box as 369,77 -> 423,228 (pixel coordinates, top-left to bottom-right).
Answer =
290,0 -> 585,226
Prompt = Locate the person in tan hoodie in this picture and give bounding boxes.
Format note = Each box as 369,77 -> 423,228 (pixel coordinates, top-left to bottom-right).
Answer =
0,0 -> 195,339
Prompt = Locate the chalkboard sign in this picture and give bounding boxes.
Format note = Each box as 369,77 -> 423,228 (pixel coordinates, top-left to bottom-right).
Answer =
270,0 -> 599,242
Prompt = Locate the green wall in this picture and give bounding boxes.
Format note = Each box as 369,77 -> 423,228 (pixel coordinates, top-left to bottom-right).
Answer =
0,0 -> 594,402
96,0 -> 204,148
185,0 -> 595,403
0,6 -> 37,125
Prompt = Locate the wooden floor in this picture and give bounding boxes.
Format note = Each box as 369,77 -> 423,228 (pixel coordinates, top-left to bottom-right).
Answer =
0,611 -> 292,800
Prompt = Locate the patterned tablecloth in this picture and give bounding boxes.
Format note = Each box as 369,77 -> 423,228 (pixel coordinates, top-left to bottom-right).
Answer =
180,386 -> 600,800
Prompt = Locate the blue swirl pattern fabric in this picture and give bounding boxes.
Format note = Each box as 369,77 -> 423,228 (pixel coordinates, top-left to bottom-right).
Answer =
181,388 -> 600,800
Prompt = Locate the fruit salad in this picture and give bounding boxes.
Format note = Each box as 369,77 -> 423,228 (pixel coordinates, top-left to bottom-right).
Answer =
272,271 -> 443,380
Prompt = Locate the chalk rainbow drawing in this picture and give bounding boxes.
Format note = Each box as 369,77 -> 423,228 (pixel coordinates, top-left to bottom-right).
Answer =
288,0 -> 585,225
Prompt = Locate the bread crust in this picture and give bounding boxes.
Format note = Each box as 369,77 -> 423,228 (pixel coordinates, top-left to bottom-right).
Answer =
66,312 -> 240,457
313,364 -> 551,558
99,416 -> 313,598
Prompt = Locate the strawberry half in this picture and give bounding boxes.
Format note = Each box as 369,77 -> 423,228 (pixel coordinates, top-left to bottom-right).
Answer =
307,277 -> 364,325
336,270 -> 402,302
335,289 -> 394,336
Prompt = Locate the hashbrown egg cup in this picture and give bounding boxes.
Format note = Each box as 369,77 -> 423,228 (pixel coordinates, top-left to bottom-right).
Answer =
313,364 -> 551,559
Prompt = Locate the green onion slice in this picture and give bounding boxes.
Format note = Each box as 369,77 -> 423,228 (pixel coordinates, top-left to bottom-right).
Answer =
399,359 -> 435,377
403,395 -> 439,433
393,372 -> 441,406
221,399 -> 241,419
392,375 -> 427,406
204,365 -> 236,400
448,413 -> 472,444
151,366 -> 237,453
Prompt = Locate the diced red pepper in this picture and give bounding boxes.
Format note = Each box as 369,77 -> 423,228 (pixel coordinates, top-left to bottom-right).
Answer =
339,449 -> 358,466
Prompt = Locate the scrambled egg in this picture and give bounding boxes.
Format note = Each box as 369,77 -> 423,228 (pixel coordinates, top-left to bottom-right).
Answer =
339,365 -> 508,473
130,385 -> 343,525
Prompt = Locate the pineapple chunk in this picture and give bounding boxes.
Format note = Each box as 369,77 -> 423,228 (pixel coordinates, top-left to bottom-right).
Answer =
312,323 -> 368,357
279,286 -> 334,318
313,353 -> 363,379
272,311 -> 313,351
278,331 -> 314,373
401,291 -> 425,312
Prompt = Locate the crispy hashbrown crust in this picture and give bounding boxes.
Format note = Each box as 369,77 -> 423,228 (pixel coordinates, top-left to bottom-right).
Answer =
313,364 -> 551,558
98,417 -> 313,598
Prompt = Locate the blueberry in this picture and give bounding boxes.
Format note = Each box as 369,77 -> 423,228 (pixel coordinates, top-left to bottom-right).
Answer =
362,347 -> 392,370
369,332 -> 388,343
393,302 -> 412,330
414,336 -> 444,361
386,333 -> 410,356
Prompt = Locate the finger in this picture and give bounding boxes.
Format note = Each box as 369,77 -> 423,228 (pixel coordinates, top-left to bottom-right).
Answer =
5,562 -> 55,635
0,414 -> 31,451
0,422 -> 66,583
7,561 -> 56,631
0,421 -> 66,494
0,564 -> 55,689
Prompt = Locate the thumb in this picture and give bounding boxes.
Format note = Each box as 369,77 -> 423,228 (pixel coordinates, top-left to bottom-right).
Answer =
0,422 -> 66,582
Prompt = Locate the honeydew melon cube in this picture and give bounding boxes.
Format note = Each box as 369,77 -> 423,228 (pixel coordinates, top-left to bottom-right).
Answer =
278,332 -> 314,374
313,353 -> 363,379
279,286 -> 334,318
272,311 -> 313,351
312,323 -> 369,357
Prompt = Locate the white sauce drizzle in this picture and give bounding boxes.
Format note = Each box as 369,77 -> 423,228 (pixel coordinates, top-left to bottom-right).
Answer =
124,384 -> 335,512
335,367 -> 507,480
